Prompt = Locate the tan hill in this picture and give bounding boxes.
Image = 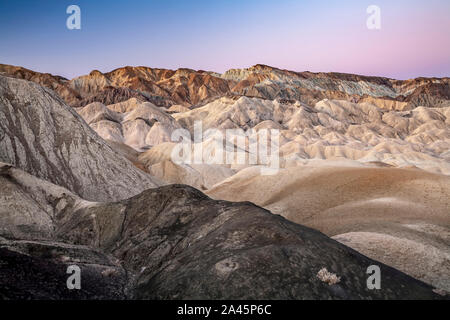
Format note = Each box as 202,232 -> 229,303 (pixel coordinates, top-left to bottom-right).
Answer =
148,160 -> 235,191
172,96 -> 450,175
76,100 -> 181,151
69,66 -> 232,107
207,165 -> 450,291
223,64 -> 450,109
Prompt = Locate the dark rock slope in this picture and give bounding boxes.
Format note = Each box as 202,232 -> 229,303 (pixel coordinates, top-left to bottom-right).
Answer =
0,163 -> 442,299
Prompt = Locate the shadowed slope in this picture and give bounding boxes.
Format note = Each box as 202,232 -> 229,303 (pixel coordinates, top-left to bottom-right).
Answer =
0,163 -> 443,299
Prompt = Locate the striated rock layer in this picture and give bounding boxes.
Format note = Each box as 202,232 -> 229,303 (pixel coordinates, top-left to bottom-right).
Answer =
0,75 -> 161,202
2,63 -> 449,110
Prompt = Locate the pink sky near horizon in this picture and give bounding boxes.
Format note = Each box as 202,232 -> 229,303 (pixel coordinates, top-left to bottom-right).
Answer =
0,0 -> 449,80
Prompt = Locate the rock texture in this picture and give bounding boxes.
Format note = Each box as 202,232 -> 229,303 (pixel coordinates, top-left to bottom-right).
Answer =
0,163 -> 443,300
0,247 -> 126,300
0,75 -> 160,201
0,64 -> 81,106
173,96 -> 450,174
208,166 -> 450,291
76,100 -> 181,151
2,63 -> 448,110
1,63 -> 449,299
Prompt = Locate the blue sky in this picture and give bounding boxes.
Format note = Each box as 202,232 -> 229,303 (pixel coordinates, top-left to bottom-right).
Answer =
1,0 -> 449,79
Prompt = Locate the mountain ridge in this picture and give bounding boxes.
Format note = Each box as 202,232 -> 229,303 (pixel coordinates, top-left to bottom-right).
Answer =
1,63 -> 448,110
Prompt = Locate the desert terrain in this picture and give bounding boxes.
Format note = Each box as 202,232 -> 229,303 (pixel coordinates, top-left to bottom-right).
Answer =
0,63 -> 448,297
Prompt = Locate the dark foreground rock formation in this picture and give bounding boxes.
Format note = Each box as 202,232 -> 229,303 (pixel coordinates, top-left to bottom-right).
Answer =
0,163 -> 443,300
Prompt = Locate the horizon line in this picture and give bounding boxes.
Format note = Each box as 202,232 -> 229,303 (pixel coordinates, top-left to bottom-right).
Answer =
1,62 -> 449,82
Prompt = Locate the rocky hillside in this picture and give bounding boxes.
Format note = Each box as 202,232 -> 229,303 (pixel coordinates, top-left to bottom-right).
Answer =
1,63 -> 449,109
0,162 -> 443,299
208,165 -> 450,291
0,64 -> 81,106
0,75 -> 161,202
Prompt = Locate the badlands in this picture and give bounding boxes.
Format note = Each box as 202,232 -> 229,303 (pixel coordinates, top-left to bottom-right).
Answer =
0,63 -> 449,298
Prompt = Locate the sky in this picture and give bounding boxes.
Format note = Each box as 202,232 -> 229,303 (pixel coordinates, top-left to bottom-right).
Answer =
0,0 -> 449,80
